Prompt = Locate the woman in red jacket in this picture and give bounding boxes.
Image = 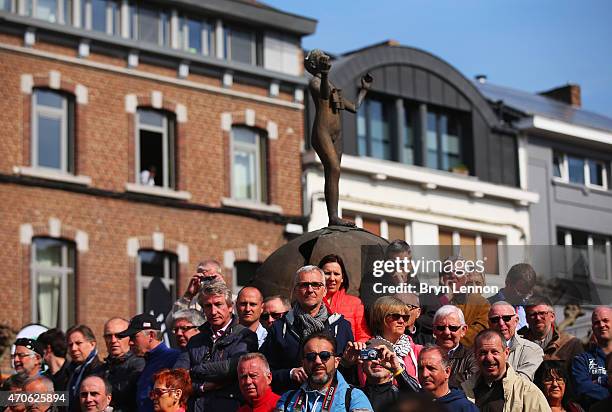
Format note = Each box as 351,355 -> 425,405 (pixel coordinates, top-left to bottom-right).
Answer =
318,254 -> 371,342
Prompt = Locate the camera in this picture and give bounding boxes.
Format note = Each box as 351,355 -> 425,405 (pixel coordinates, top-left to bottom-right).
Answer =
358,349 -> 379,360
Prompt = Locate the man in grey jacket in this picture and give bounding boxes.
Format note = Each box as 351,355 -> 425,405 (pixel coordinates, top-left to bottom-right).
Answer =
488,301 -> 543,381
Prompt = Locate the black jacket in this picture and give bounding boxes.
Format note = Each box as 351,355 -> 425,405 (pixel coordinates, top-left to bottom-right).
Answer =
98,351 -> 145,412
174,315 -> 258,412
448,344 -> 478,389
42,360 -> 71,392
362,370 -> 420,412
66,356 -> 105,412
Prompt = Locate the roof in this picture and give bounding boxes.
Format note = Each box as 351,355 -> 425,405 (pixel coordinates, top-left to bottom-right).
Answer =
475,81 -> 612,133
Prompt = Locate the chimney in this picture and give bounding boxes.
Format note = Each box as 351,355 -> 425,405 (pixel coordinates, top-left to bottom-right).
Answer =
539,84 -> 581,108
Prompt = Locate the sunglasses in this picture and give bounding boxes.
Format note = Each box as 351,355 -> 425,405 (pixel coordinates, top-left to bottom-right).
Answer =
386,313 -> 411,322
527,311 -> 551,319
303,351 -> 334,362
434,325 -> 462,332
103,333 -> 126,340
173,325 -> 198,334
149,388 -> 176,399
261,311 -> 287,321
489,315 -> 515,324
296,282 -> 325,290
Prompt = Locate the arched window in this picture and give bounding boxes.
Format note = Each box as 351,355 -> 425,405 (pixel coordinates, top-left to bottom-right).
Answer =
137,250 -> 177,313
135,108 -> 176,189
231,127 -> 266,203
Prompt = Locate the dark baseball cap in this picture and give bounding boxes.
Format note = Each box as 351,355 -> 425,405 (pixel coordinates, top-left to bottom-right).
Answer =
117,314 -> 161,338
15,338 -> 45,357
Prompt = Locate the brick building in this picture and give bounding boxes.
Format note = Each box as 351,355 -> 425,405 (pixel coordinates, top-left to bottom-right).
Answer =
0,0 -> 315,352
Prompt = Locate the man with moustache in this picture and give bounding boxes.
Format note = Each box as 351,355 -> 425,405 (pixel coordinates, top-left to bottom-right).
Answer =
100,317 -> 145,412
236,287 -> 267,348
417,345 -> 477,412
276,332 -> 373,412
461,329 -> 549,412
488,301 -> 543,381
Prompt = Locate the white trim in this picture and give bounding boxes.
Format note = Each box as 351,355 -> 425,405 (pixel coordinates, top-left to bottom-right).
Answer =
223,250 -> 235,269
222,71 -> 233,88
517,115 -> 612,146
14,166 -> 92,185
125,183 -> 192,200
177,243 -> 189,263
221,197 -> 282,214
125,93 -> 137,113
20,74 -> 34,94
267,121 -> 278,140
517,134 -> 528,190
24,28 -> 36,47
75,230 -> 89,252
48,70 -> 61,89
78,40 -> 90,58
269,80 -> 280,97
0,43 -> 304,109
285,223 -> 303,235
294,87 -> 304,103
127,50 -> 138,68
153,232 -> 164,251
120,0 -> 129,38
245,109 -> 255,126
247,244 -> 258,263
75,84 -> 88,104
175,103 -> 187,123
20,223 -> 34,245
48,217 -> 61,237
151,90 -> 163,109
178,61 -> 189,78
380,219 -> 389,239
127,237 -> 139,257
221,112 -> 232,131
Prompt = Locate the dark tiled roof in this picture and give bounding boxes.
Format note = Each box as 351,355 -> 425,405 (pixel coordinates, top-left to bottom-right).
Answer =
475,81 -> 612,133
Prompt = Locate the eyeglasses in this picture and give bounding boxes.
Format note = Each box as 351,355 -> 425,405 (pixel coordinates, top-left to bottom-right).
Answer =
149,388 -> 176,399
103,333 -> 126,340
386,313 -> 411,322
296,282 -> 325,290
543,376 -> 565,384
406,304 -> 419,311
261,312 -> 287,321
11,353 -> 34,360
527,311 -> 551,319
434,325 -> 462,332
303,351 -> 334,362
489,315 -> 515,324
173,325 -> 198,334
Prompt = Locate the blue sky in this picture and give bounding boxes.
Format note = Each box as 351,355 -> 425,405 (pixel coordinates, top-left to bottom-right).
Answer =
264,0 -> 612,118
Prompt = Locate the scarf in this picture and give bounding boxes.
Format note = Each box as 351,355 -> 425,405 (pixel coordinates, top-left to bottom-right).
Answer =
375,334 -> 418,378
292,302 -> 329,338
68,347 -> 98,401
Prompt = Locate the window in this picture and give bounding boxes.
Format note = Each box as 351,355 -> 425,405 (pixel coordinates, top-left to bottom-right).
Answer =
263,32 -> 300,75
231,127 -> 266,202
131,4 -> 170,46
233,261 -> 261,294
137,250 -> 177,313
552,151 -> 608,189
427,110 -> 462,172
1,0 -> 13,11
136,109 -> 175,189
225,26 -> 257,65
402,105 -> 415,165
25,0 -> 71,24
179,17 -> 214,55
31,238 -> 76,330
81,0 -> 119,35
557,227 -> 612,283
357,98 -> 391,160
438,228 -> 500,275
32,89 -> 74,173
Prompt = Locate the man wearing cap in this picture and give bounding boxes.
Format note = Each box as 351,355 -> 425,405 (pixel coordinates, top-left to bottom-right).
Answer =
12,338 -> 44,378
117,313 -> 179,412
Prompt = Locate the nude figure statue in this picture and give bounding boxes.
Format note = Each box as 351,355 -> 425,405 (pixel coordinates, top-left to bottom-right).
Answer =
305,49 -> 372,227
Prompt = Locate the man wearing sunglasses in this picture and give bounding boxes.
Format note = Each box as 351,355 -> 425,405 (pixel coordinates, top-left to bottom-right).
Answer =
432,305 -> 478,389
99,317 -> 145,412
488,301 -> 543,381
261,266 -> 354,394
276,332 -> 373,412
171,309 -> 204,350
261,295 -> 291,329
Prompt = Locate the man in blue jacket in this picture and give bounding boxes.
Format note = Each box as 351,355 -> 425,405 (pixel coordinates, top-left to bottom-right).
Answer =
572,305 -> 612,409
276,332 -> 373,411
261,265 -> 354,394
418,344 -> 478,412
118,313 -> 179,412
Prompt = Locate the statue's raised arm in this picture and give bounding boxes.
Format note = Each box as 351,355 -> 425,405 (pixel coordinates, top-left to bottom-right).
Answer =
305,49 -> 372,227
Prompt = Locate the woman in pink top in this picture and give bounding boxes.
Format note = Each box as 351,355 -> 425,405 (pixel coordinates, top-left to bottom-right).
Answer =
318,254 -> 371,342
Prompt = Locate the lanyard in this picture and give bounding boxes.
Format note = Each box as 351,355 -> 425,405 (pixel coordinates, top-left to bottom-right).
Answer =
293,375 -> 338,412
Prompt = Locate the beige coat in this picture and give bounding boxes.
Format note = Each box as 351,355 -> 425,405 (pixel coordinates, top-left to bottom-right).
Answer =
461,364 -> 551,412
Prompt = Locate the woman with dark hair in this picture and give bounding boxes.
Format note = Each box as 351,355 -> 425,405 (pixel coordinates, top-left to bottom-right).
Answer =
151,368 -> 192,412
318,254 -> 370,341
534,360 -> 584,412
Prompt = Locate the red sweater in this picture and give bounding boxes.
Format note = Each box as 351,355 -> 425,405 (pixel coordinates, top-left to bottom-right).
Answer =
324,288 -> 371,342
236,388 -> 280,412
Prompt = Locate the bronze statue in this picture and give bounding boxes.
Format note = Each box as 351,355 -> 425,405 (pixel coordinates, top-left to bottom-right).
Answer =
305,49 -> 372,227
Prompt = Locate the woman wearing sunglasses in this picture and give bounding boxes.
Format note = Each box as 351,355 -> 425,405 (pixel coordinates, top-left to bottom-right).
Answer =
318,254 -> 371,342
150,368 -> 192,412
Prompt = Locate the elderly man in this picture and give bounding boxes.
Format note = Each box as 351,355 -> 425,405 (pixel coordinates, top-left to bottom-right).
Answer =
432,305 -> 478,388
172,309 -> 205,350
571,305 -> 612,409
236,353 -> 279,412
488,263 -> 538,329
100,317 -> 145,412
418,345 -> 477,412
488,301 -> 543,380
38,329 -> 70,391
520,296 -> 583,363
262,265 -> 354,394
23,375 -> 57,412
79,375 -> 113,412
236,287 -> 267,348
276,332 -> 372,412
261,295 -> 290,329
12,338 -> 44,378
461,329 -> 549,411
117,313 -> 179,412
174,281 -> 258,412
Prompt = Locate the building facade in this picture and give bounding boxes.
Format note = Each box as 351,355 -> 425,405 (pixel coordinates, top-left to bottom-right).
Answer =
0,0 -> 315,343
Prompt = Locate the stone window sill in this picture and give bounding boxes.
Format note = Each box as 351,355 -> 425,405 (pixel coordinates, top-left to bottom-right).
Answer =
221,197 -> 283,214
14,166 -> 92,186
125,183 -> 192,200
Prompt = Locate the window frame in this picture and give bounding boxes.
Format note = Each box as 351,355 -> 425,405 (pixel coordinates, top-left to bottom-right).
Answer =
552,152 -> 608,190
230,127 -> 266,203
438,228 -> 502,276
82,0 -> 119,35
135,108 -> 176,190
30,237 -> 76,331
131,3 -> 170,47
136,249 -> 177,313
357,97 -> 392,161
25,0 -> 71,24
224,26 -> 257,65
32,89 -> 73,173
426,109 -> 463,172
180,16 -> 214,56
